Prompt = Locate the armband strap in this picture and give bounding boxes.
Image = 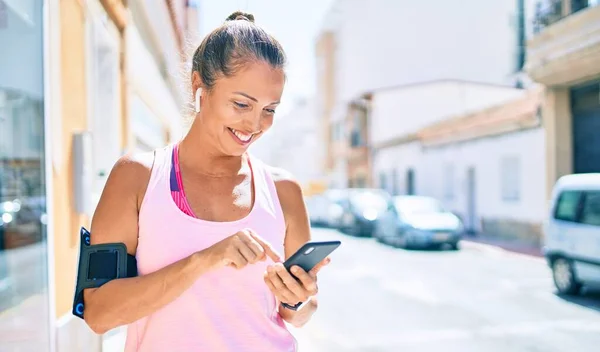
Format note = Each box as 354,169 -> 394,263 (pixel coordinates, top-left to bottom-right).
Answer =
282,297 -> 312,311
72,227 -> 137,319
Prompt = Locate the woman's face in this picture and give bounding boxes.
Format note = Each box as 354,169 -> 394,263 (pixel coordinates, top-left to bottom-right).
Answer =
194,61 -> 285,156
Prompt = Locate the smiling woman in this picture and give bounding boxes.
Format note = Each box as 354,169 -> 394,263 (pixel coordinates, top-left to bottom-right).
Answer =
83,10 -> 328,352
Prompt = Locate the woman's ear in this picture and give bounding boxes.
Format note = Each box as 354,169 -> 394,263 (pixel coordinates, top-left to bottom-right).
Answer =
194,88 -> 202,113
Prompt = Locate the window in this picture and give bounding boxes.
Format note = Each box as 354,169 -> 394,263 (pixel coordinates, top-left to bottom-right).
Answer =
131,95 -> 166,151
88,18 -> 121,200
500,156 -> 520,201
554,191 -> 582,222
350,130 -> 362,147
581,191 -> 600,226
0,1 -> 50,348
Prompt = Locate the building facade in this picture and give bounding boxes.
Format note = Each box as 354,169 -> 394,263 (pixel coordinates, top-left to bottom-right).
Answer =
370,80 -> 526,198
416,88 -> 546,239
316,0 -> 537,188
0,0 -> 197,351
525,0 -> 600,199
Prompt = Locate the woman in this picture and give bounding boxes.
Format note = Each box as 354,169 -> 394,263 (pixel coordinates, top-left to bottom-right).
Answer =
83,11 -> 329,352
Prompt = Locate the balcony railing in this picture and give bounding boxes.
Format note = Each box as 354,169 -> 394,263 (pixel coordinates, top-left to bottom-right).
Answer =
533,0 -> 599,33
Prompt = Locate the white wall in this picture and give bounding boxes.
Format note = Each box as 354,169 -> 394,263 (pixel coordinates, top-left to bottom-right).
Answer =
369,81 -> 525,145
421,128 -> 546,223
375,128 -> 546,227
324,0 -> 523,107
251,99 -> 326,187
373,141 -> 422,194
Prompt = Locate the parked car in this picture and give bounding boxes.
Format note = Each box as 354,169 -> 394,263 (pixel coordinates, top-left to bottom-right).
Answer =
374,195 -> 463,250
305,189 -> 350,228
544,173 -> 600,295
335,188 -> 392,237
305,195 -> 329,227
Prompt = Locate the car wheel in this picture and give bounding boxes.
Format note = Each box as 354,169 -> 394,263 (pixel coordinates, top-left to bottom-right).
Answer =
552,257 -> 582,295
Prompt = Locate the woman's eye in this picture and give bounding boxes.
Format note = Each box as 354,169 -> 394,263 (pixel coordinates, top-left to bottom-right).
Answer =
265,109 -> 276,114
234,102 -> 249,109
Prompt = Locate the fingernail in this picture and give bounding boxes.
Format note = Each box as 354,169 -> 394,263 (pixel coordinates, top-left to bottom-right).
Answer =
292,266 -> 299,273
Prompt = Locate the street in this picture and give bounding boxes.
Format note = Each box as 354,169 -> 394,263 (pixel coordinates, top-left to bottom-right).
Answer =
289,228 -> 600,352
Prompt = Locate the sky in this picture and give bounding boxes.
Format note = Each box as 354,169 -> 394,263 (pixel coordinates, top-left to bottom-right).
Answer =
197,0 -> 335,116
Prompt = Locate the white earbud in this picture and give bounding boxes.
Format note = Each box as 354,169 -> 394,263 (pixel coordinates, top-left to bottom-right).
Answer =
194,88 -> 202,113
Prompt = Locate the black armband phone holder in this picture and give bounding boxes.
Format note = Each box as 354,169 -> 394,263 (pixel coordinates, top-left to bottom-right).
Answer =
72,227 -> 138,319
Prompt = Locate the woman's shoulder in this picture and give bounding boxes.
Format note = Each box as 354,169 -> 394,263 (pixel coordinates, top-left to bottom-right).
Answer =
111,152 -> 155,182
105,151 -> 156,204
261,163 -> 305,211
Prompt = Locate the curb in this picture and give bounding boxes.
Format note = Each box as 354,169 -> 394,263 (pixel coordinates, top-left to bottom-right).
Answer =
461,240 -> 545,262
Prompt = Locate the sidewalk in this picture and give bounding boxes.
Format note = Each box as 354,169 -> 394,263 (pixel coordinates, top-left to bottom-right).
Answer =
462,234 -> 543,257
102,327 -> 127,352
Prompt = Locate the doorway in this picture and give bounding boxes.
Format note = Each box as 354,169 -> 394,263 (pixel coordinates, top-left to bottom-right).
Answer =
572,82 -> 600,173
466,167 -> 477,234
406,168 -> 415,195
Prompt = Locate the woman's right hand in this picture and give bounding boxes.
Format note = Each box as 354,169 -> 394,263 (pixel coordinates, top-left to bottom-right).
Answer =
207,229 -> 282,269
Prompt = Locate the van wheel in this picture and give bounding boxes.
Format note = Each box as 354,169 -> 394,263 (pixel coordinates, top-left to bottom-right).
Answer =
552,258 -> 582,295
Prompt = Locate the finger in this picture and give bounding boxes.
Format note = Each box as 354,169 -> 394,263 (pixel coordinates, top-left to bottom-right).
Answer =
309,257 -> 331,277
291,266 -> 318,294
240,230 -> 266,261
228,249 -> 248,269
263,272 -> 288,303
275,265 -> 310,301
250,233 -> 281,263
266,266 -> 299,304
238,244 -> 259,264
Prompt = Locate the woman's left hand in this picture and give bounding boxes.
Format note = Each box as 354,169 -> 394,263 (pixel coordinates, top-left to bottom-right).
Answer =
264,257 -> 331,306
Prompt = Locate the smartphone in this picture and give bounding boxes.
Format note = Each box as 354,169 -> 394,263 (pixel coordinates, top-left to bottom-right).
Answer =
280,240 -> 340,311
283,240 -> 341,274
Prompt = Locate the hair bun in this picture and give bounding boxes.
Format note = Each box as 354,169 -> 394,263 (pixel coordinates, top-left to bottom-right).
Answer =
226,11 -> 255,23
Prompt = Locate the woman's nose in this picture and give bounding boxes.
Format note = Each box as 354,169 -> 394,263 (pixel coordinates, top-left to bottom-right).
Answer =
242,114 -> 262,133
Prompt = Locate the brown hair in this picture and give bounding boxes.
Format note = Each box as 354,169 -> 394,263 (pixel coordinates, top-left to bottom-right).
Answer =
191,11 -> 286,91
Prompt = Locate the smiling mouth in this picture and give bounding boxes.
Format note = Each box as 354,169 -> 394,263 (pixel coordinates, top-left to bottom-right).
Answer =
227,128 -> 257,145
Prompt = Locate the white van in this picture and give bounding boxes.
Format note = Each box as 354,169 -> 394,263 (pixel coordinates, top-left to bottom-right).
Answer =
544,173 -> 600,295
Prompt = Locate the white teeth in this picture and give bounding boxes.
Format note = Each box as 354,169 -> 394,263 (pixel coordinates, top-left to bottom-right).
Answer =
231,129 -> 252,142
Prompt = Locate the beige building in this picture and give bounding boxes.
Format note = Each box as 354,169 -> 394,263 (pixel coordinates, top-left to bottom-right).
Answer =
315,31 -> 341,186
525,1 -> 600,199
0,0 -> 198,351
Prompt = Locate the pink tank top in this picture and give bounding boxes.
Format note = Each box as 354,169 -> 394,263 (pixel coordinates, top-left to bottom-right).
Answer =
124,144 -> 297,352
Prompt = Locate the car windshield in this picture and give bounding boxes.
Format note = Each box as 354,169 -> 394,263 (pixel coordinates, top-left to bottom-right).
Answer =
394,197 -> 444,214
349,191 -> 389,212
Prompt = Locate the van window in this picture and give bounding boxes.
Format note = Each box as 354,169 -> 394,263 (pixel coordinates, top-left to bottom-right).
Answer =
554,191 -> 582,222
581,191 -> 600,226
